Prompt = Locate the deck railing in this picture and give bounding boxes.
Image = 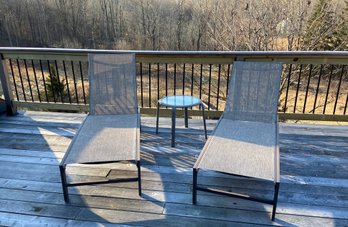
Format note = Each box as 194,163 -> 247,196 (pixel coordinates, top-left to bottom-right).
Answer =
1,47 -> 348,121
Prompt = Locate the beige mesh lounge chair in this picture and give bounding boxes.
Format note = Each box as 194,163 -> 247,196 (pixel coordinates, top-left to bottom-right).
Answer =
59,54 -> 141,202
192,61 -> 282,221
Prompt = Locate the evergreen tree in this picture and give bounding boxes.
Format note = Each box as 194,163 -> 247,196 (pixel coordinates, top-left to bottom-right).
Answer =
46,65 -> 66,102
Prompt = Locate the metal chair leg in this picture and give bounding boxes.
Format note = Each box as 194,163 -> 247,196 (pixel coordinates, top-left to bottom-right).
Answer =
171,107 -> 176,147
192,168 -> 198,204
156,103 -> 160,134
184,107 -> 188,128
271,182 -> 280,221
201,104 -> 207,139
137,161 -> 142,196
59,165 -> 69,203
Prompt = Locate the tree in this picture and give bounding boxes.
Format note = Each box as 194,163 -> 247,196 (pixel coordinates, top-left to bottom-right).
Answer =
46,65 -> 66,102
302,0 -> 347,50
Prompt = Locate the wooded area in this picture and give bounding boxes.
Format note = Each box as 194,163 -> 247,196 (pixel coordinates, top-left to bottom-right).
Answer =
0,0 -> 347,51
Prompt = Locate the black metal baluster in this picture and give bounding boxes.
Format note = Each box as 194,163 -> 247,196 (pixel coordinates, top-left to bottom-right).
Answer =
199,64 -> 203,100
16,59 -> 27,101
63,61 -> 72,104
31,60 -> 41,102
323,64 -> 334,114
216,64 -> 221,111
303,64 -> 313,113
148,63 -> 151,108
39,60 -> 49,102
140,63 -> 144,107
157,63 -> 160,100
174,63 -> 176,96
294,64 -> 302,113
9,59 -> 19,101
79,61 -> 86,104
284,64 -> 292,113
226,64 -> 231,97
55,60 -> 64,103
182,64 -> 185,95
191,64 -> 194,96
47,60 -> 57,103
165,63 -> 168,97
344,92 -> 348,115
24,60 -> 34,102
207,64 -> 212,110
313,65 -> 323,114
71,61 -> 79,104
333,65 -> 345,114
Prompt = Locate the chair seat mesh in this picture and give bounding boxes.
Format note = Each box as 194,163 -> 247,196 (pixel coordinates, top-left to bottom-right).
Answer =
194,61 -> 282,182
195,119 -> 278,181
61,54 -> 139,165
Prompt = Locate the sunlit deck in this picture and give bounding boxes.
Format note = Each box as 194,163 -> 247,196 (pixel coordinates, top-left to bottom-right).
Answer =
0,111 -> 347,226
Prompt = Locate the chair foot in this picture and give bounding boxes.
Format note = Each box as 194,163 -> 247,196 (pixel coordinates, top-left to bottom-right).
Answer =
192,168 -> 198,204
59,165 -> 69,203
271,182 -> 280,221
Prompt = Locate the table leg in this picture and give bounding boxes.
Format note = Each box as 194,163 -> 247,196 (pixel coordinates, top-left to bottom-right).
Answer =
201,104 -> 207,139
184,107 -> 188,128
156,103 -> 160,134
171,107 -> 176,147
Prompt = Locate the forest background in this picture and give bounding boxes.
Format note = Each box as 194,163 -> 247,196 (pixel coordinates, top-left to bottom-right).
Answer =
0,0 -> 348,51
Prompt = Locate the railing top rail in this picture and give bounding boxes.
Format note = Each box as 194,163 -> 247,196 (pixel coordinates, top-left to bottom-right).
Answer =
1,47 -> 348,58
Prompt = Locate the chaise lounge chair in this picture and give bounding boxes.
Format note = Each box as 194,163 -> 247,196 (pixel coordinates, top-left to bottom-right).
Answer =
192,61 -> 282,221
59,53 -> 141,202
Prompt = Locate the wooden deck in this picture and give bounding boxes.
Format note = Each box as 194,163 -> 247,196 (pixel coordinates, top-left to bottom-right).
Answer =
0,111 -> 347,226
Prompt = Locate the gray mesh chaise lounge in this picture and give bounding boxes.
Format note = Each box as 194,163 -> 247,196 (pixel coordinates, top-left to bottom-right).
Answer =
192,61 -> 282,221
59,54 -> 141,202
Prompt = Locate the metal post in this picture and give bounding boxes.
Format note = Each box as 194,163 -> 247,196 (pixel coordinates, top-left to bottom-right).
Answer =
156,103 -> 160,134
137,161 -> 142,196
171,107 -> 176,147
201,104 -> 207,139
0,55 -> 17,115
271,182 -> 280,221
59,165 -> 70,203
184,107 -> 188,128
192,168 -> 198,204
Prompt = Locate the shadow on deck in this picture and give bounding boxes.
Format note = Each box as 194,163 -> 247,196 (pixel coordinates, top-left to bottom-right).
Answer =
0,111 -> 347,226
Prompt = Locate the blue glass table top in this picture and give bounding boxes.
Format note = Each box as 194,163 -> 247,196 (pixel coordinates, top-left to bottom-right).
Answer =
158,95 -> 202,108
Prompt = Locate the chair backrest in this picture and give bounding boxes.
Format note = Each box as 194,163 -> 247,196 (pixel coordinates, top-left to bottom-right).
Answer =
88,54 -> 138,115
224,61 -> 282,123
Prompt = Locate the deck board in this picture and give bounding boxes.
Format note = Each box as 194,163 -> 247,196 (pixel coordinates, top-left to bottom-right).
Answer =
0,111 -> 347,226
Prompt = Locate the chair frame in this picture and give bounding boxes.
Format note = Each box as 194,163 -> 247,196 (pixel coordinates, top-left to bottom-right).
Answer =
59,54 -> 141,202
192,115 -> 280,220
192,61 -> 281,221
59,160 -> 141,202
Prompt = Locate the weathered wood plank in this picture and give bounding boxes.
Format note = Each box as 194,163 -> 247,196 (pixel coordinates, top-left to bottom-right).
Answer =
0,123 -> 77,137
0,110 -> 348,226
76,207 -> 259,226
0,132 -> 71,152
0,188 -> 164,214
0,117 -> 81,128
2,161 -> 347,198
1,175 -> 347,221
0,164 -> 347,220
0,199 -> 81,219
0,148 -> 65,159
164,203 -> 348,227
0,212 -> 132,227
0,156 -> 348,199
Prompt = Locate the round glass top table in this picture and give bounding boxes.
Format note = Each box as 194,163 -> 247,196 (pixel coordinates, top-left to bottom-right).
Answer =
156,95 -> 207,147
